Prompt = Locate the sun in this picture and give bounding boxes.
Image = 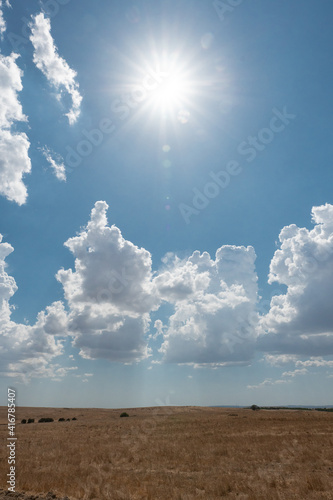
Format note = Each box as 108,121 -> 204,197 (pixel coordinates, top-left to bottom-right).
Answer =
148,67 -> 190,113
110,43 -> 213,128
134,49 -> 198,120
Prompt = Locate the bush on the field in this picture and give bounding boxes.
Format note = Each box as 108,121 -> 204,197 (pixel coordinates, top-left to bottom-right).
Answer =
27,418 -> 34,423
38,417 -> 54,423
120,412 -> 129,418
21,419 -> 27,424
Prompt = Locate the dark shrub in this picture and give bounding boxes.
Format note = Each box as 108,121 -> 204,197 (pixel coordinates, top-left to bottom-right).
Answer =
38,417 -> 54,423
58,418 -> 65,422
66,418 -> 70,421
72,417 -> 77,420
27,418 -> 34,423
120,412 -> 129,418
21,419 -> 27,424
250,404 -> 260,411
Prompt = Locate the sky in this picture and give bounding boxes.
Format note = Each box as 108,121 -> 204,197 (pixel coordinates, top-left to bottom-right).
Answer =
0,0 -> 333,409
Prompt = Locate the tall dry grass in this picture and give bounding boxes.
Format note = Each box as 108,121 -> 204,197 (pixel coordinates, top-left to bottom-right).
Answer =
0,406 -> 332,499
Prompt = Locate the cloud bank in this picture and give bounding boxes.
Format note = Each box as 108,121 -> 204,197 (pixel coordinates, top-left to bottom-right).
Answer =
30,13 -> 82,125
54,202 -> 260,366
2,202 -> 333,380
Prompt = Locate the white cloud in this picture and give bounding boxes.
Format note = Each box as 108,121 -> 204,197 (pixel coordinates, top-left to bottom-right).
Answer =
0,4 -> 5,37
56,201 -> 159,362
263,354 -> 299,366
149,319 -> 164,340
0,53 -> 31,205
0,52 -> 27,129
0,235 -> 68,381
40,145 -> 66,181
0,130 -> 31,205
6,200 -> 333,377
57,201 -> 158,314
30,13 -> 82,125
295,357 -> 333,368
55,203 -> 260,366
156,246 -> 259,365
259,204 -> 333,356
1,202 -> 261,373
282,368 -> 307,377
0,0 -> 10,37
247,378 -> 290,390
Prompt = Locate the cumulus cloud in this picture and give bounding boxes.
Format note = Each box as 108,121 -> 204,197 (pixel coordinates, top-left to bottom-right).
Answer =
0,53 -> 31,205
0,235 -> 68,381
57,201 -> 157,314
258,204 -> 333,356
40,145 -> 66,181
56,201 -> 158,362
30,13 -> 82,125
156,246 -> 259,365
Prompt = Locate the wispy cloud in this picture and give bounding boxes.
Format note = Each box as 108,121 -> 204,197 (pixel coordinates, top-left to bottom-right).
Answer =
40,145 -> 66,181
282,368 -> 308,378
296,358 -> 333,368
247,379 -> 290,390
30,13 -> 82,125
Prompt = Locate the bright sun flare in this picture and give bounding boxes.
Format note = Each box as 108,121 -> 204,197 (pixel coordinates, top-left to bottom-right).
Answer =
141,54 -> 194,118
124,49 -> 204,125
150,71 -> 188,110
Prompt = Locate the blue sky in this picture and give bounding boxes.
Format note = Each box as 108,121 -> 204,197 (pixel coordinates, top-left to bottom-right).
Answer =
0,0 -> 333,408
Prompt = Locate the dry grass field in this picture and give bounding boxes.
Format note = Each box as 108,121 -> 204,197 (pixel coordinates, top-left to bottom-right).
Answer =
0,406 -> 332,499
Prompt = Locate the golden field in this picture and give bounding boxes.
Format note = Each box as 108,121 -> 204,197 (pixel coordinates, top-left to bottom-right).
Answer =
0,405 -> 332,499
